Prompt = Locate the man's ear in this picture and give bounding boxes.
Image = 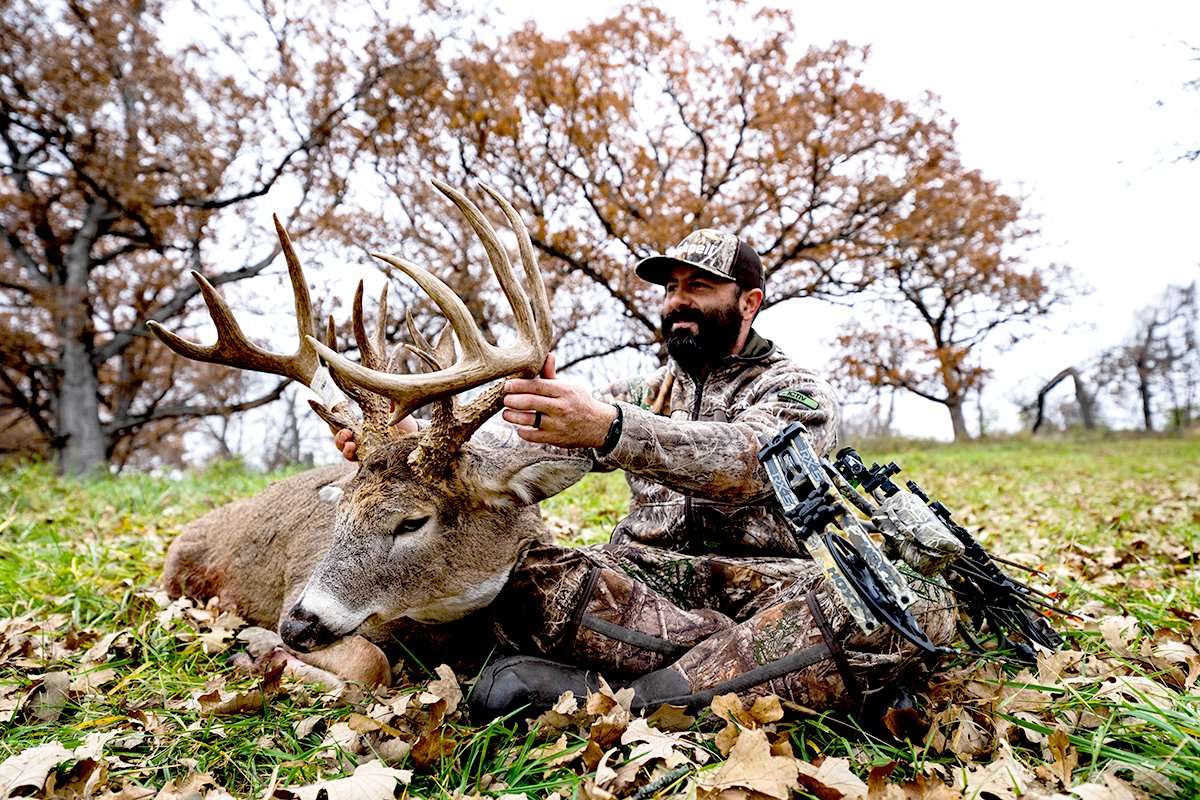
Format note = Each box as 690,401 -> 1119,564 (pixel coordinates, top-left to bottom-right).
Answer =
740,287 -> 764,320
472,447 -> 592,508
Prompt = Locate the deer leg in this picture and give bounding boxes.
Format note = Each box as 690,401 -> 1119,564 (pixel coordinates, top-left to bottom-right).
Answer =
292,635 -> 392,688
235,627 -> 392,689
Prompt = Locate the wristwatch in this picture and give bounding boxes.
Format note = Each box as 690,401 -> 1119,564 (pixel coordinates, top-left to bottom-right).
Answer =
595,403 -> 624,457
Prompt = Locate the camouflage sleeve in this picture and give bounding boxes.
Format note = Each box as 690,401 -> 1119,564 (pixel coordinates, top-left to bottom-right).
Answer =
594,367 -> 669,406
589,367 -> 670,474
594,365 -> 840,500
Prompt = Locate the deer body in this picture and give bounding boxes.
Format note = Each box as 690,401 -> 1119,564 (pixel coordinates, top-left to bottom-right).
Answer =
164,463 -> 349,627
150,183 -> 585,680
163,439 -> 586,669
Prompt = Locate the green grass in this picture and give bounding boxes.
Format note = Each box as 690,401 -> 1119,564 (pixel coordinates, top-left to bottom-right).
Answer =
1,435 -> 1198,797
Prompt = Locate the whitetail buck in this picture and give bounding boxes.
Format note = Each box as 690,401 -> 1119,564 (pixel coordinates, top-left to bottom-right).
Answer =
149,182 -> 590,684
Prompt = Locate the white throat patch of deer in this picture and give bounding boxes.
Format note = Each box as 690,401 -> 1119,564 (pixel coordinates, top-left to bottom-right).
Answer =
151,181 -> 590,663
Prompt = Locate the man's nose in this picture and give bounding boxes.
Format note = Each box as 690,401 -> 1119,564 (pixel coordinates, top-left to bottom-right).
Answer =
662,290 -> 690,317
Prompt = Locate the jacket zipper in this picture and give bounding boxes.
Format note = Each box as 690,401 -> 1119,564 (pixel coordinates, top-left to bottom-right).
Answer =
683,371 -> 707,538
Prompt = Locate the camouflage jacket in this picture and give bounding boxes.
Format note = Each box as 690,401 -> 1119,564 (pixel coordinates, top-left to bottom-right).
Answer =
594,330 -> 840,556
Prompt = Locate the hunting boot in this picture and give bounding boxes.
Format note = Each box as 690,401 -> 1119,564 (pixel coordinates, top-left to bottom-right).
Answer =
469,656 -> 601,721
468,655 -> 694,722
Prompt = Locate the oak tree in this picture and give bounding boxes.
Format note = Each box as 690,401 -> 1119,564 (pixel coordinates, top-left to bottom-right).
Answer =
1096,281 -> 1198,431
0,0 -> 441,473
361,3 -> 960,371
833,161 -> 1069,440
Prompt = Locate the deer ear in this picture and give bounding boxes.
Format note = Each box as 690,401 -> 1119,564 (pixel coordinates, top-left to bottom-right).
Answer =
476,448 -> 591,508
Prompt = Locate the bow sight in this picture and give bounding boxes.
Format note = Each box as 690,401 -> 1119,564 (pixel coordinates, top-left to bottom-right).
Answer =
758,422 -> 1065,665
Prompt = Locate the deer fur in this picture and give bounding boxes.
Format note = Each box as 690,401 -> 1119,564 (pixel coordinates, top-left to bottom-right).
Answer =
164,432 -> 590,683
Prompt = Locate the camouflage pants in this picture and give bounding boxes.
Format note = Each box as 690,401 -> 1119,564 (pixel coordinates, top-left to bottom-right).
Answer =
489,542 -> 958,710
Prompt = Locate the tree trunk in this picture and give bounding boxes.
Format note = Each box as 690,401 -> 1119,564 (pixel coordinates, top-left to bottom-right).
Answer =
54,202 -> 108,476
1075,377 -> 1097,430
56,306 -> 107,476
1137,369 -> 1154,432
947,400 -> 970,441
1031,367 -> 1097,433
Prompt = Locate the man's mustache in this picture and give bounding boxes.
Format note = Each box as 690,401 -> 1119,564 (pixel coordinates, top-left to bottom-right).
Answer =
663,308 -> 705,328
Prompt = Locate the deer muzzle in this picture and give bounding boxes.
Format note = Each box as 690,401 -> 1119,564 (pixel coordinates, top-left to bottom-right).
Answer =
280,603 -> 340,653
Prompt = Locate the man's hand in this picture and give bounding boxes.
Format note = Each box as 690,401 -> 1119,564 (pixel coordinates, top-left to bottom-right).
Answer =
332,405 -> 418,462
502,354 -> 618,448
334,428 -> 359,461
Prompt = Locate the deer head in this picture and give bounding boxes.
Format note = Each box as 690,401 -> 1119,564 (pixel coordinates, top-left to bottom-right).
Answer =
149,181 -> 588,652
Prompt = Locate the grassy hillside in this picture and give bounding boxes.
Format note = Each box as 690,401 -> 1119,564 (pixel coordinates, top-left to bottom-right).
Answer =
0,436 -> 1197,798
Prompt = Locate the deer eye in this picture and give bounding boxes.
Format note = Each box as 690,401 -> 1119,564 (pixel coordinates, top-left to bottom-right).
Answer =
392,516 -> 430,536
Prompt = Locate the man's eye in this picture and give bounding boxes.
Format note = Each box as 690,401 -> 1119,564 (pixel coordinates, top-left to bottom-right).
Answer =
392,516 -> 430,536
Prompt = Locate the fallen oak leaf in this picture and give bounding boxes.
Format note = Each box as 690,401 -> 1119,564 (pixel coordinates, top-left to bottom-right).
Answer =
0,741 -> 73,798
196,658 -> 285,717
644,703 -> 695,732
621,718 -> 709,769
294,715 -> 326,739
1046,727 -> 1078,789
19,671 -> 71,723
1097,615 -> 1138,659
81,630 -> 131,664
345,711 -> 406,739
155,771 -> 236,799
533,691 -> 584,732
417,664 -> 462,716
696,727 -> 799,800
69,666 -> 120,694
271,759 -> 412,800
0,732 -> 118,799
748,694 -> 784,724
585,677 -> 634,750
952,746 -> 1034,800
794,756 -> 868,800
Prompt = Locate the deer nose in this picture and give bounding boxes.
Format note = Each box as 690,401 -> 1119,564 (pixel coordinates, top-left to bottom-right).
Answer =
280,603 -> 337,653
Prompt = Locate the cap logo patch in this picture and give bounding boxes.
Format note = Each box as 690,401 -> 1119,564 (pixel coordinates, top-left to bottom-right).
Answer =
668,229 -> 737,275
778,388 -> 819,409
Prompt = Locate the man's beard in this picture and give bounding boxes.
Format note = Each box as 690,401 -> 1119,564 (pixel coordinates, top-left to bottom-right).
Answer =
662,302 -> 743,376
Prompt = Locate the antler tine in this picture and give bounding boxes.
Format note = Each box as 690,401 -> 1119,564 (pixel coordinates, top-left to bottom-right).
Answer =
433,323 -> 456,369
374,284 -> 389,361
148,217 -> 321,386
404,311 -> 431,356
371,252 -> 489,360
324,314 -> 337,350
351,281 -> 389,371
478,183 -> 552,352
403,312 -> 444,371
275,214 -> 319,352
430,179 -> 537,343
348,281 -> 394,373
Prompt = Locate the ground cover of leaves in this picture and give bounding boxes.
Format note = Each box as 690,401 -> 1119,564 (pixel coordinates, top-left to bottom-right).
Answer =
1,434 -> 1197,799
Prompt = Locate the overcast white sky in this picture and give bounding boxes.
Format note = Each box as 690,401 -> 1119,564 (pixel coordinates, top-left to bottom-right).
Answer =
474,0 -> 1200,438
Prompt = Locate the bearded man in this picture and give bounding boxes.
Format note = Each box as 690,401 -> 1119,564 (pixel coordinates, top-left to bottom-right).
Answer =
498,229 -> 840,557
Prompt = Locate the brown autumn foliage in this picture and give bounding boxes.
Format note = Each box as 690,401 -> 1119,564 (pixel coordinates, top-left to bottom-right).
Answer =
1,0 -> 1066,470
0,0 -> 442,474
358,3 -> 966,371
834,160 -> 1070,440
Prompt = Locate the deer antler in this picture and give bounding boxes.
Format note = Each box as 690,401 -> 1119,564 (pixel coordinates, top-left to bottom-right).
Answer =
309,180 -> 552,475
148,215 -> 357,433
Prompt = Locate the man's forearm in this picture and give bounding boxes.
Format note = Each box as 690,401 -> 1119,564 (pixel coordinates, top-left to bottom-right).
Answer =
594,400 -> 838,502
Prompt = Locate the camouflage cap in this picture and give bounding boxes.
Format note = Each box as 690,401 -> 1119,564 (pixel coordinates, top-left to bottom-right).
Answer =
636,229 -> 764,292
